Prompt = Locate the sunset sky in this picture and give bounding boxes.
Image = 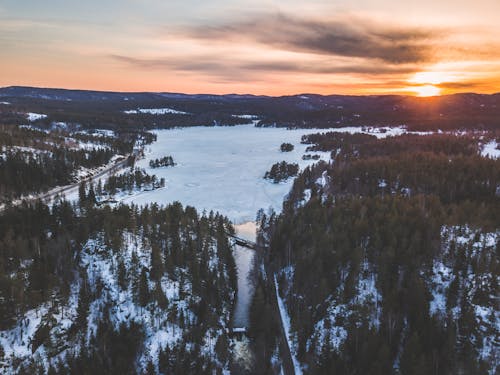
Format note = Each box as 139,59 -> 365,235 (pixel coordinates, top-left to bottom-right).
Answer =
1,0 -> 500,96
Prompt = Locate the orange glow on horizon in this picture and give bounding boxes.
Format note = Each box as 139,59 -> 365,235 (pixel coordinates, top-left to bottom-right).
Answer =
412,85 -> 441,97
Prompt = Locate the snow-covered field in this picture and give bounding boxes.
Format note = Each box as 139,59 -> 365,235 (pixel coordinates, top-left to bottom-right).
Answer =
26,112 -> 47,121
123,124 -> 335,223
481,140 -> 500,159
124,108 -> 189,115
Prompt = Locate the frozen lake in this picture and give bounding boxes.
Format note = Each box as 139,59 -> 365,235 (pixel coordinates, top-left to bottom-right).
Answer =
122,124 -> 331,224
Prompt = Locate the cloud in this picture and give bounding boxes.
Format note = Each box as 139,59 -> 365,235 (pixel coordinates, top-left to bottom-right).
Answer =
110,54 -> 419,80
175,13 -> 441,64
436,80 -> 500,92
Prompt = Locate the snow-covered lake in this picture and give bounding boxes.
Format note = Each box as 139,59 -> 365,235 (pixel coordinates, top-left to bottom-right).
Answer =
122,124 -> 331,223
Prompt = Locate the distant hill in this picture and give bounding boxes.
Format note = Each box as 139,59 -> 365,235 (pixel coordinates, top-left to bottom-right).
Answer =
1,86 -> 500,130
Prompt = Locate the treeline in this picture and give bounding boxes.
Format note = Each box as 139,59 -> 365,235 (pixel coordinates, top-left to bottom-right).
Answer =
301,132 -> 481,159
3,88 -> 500,131
0,148 -> 113,200
99,168 -> 165,197
149,156 -> 175,168
0,125 -> 154,201
0,124 -> 149,156
251,131 -> 499,374
264,161 -> 299,183
0,198 -> 237,373
0,99 -> 247,130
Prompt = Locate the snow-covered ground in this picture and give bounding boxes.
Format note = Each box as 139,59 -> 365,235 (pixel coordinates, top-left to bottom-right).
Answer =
431,225 -> 500,370
26,112 -> 47,121
124,108 -> 189,115
232,114 -> 259,120
481,140 -> 500,159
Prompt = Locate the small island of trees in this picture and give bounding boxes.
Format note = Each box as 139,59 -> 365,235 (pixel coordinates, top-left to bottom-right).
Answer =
302,154 -> 320,160
280,142 -> 294,152
264,161 -> 299,183
149,155 -> 175,168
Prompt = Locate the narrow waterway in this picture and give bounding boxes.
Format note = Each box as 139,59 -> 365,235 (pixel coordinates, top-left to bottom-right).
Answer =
233,222 -> 257,328
231,222 -> 257,371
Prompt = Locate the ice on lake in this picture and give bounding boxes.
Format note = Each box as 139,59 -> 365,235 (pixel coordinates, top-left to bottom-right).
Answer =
122,124 -> 331,223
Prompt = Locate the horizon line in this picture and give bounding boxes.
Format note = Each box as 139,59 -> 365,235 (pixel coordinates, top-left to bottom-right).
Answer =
1,85 -> 499,99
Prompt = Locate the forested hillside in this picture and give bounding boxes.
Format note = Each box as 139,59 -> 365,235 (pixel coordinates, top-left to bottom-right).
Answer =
0,125 -> 154,202
0,197 -> 237,373
254,132 -> 499,374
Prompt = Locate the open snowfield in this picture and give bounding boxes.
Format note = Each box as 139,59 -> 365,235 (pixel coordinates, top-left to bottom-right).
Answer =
122,124 -> 333,223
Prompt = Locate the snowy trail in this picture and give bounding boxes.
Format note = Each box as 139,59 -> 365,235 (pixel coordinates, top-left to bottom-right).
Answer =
274,275 -> 303,375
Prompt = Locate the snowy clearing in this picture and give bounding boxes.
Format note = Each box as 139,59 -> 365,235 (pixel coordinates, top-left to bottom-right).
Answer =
124,108 -> 189,115
26,112 -> 48,121
481,140 -> 500,159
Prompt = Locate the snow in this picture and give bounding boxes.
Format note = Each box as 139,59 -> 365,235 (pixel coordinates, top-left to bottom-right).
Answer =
274,275 -> 303,375
232,114 -> 259,120
356,269 -> 382,328
0,101 -> 10,105
432,225 -> 500,373
310,306 -> 348,352
316,170 -> 329,188
481,140 -> 500,159
51,121 -> 68,129
65,138 -> 111,151
0,283 -> 80,371
121,124 -> 332,224
80,233 -> 189,370
378,179 -> 388,188
298,188 -> 311,207
26,112 -> 48,121
321,125 -> 431,139
124,108 -> 189,115
429,262 -> 453,317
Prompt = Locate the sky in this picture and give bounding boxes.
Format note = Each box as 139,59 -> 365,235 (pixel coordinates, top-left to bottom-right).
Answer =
1,0 -> 500,96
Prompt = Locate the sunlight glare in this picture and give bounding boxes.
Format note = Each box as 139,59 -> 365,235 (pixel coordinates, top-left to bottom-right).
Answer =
414,85 -> 441,97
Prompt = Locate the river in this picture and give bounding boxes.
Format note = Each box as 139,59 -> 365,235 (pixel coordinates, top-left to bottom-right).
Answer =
233,222 -> 257,328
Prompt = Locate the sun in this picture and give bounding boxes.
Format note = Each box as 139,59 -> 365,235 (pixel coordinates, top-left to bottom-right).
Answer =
407,70 -> 451,96
413,84 -> 441,97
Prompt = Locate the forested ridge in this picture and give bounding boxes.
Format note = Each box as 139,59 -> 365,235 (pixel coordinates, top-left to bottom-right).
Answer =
0,196 -> 237,373
252,132 -> 499,374
2,87 -> 500,131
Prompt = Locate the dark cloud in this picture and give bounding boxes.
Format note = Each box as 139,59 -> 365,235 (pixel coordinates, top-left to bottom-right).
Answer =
177,13 -> 441,64
436,81 -> 484,89
436,80 -> 500,92
110,54 -> 418,79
